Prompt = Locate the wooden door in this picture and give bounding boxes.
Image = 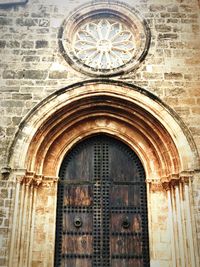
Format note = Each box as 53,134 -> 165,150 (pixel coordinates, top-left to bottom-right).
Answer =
54,135 -> 150,267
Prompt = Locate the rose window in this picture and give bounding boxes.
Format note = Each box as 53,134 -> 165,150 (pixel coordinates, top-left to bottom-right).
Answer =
73,19 -> 135,70
59,2 -> 150,76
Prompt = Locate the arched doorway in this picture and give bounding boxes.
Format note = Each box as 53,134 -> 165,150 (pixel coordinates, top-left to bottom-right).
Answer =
7,81 -> 199,267
54,134 -> 150,267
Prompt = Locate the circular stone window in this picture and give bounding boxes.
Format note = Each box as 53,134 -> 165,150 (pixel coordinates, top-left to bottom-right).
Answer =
59,1 -> 150,77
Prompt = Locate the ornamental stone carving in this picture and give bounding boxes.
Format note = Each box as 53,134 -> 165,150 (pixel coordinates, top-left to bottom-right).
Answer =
73,18 -> 135,70
15,172 -> 59,187
59,1 -> 150,76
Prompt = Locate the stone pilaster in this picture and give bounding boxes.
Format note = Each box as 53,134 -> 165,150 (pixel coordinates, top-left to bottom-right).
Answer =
147,172 -> 199,267
9,172 -> 58,267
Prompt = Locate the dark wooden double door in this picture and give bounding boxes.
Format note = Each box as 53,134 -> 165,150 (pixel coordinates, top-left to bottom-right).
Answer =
54,135 -> 149,267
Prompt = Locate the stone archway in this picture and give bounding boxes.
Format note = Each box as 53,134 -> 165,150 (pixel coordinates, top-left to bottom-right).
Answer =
8,80 -> 199,267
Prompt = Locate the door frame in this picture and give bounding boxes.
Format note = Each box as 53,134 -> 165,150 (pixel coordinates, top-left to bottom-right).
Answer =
8,80 -> 199,267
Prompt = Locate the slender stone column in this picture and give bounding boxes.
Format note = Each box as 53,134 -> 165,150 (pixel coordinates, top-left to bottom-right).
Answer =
8,176 -> 24,267
9,172 -> 58,267
28,177 -> 42,267
184,178 -> 199,267
166,187 -> 176,267
16,180 -> 26,266
162,174 -> 199,267
170,184 -> 180,266
179,181 -> 189,266
19,177 -> 32,267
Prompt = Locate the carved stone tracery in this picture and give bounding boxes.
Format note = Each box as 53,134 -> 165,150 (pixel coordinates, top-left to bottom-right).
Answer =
60,2 -> 150,76
73,18 -> 135,70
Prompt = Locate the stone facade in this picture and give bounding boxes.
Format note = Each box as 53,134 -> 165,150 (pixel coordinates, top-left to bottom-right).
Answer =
0,0 -> 200,266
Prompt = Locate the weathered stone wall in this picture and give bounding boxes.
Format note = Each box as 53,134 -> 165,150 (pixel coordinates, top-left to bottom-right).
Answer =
0,0 -> 200,266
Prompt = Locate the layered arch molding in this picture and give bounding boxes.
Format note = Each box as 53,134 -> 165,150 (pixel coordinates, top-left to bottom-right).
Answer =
8,80 -> 199,267
9,80 -> 198,180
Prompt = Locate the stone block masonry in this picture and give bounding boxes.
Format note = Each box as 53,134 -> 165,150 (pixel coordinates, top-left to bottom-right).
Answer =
0,0 -> 200,266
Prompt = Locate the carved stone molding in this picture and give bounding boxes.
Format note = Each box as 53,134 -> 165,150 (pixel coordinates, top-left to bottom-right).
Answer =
33,174 -> 43,187
40,176 -> 59,187
16,171 -> 59,188
59,1 -> 150,76
170,179 -> 180,188
16,171 -> 194,191
162,182 -> 171,191
146,179 -> 164,191
16,175 -> 25,184
179,171 -> 194,184
146,172 -> 194,191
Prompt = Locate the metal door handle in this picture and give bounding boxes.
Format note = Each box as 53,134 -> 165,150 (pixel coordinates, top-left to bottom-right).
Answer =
122,218 -> 130,229
74,217 -> 82,228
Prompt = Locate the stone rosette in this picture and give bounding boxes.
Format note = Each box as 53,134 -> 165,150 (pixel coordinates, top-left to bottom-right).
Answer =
58,1 -> 151,77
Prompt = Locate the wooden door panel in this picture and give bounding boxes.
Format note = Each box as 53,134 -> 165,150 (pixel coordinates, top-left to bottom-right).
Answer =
62,235 -> 93,254
128,185 -> 143,206
62,213 -> 93,232
109,143 -> 143,182
111,236 -> 143,255
111,213 -> 142,233
63,186 -> 93,206
61,142 -> 94,181
110,185 -> 142,207
110,186 -> 128,206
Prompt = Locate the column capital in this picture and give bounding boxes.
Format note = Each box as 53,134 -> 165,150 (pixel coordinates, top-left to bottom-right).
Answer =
40,176 -> 59,187
16,171 -> 59,188
146,171 -> 194,191
16,175 -> 25,184
146,179 -> 164,191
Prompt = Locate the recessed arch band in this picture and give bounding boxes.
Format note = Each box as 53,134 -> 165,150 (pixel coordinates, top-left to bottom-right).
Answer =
8,80 -> 199,184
